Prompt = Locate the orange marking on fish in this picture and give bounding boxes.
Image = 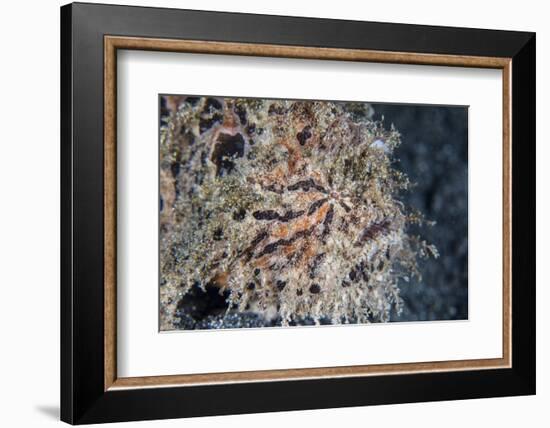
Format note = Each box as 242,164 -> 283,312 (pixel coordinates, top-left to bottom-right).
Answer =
279,138 -> 303,174
253,255 -> 273,269
272,224 -> 289,238
212,271 -> 229,287
282,243 -> 298,256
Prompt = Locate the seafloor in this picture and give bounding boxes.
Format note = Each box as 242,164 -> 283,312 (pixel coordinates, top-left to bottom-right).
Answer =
375,104 -> 468,322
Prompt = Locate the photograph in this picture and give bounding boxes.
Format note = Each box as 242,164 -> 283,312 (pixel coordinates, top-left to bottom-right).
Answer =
159,95 -> 468,331
0,0 -> 540,425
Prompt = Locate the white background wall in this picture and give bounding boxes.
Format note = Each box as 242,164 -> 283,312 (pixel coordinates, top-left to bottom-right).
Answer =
0,0 -> 546,426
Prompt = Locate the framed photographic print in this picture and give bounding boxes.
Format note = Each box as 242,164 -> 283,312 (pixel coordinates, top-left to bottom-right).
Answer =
60,2 -> 536,424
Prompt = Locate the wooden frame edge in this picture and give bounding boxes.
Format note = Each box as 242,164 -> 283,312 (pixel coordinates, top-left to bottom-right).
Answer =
109,358 -> 508,390
105,36 -> 511,68
104,36 -> 117,390
103,35 -> 512,391
502,61 -> 513,369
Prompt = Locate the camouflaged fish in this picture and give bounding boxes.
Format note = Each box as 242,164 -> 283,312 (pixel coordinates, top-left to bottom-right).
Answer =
159,96 -> 437,330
